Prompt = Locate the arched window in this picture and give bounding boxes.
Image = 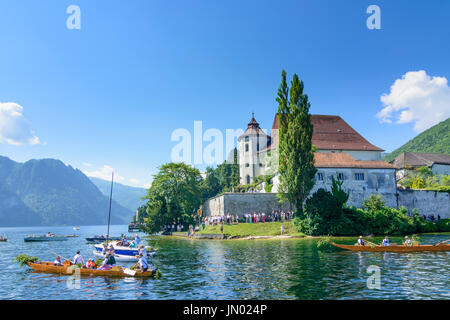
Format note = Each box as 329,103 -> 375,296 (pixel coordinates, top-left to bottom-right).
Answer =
245,144 -> 249,152
246,175 -> 251,184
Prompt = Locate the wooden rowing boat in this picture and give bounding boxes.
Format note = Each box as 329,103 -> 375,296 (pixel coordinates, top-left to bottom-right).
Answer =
328,242 -> 450,252
27,261 -> 156,278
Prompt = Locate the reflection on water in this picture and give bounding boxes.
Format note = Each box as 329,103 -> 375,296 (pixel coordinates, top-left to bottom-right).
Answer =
0,225 -> 448,300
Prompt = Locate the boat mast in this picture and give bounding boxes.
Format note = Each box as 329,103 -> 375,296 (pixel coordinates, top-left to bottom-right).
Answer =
106,172 -> 114,245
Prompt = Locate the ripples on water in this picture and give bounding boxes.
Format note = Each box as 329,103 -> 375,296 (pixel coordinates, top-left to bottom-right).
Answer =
0,225 -> 448,300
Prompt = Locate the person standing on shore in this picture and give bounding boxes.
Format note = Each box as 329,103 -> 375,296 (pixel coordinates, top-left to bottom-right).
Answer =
220,222 -> 224,233
280,225 -> 284,235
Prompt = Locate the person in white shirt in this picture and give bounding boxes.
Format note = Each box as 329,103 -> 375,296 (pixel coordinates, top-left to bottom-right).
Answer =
403,236 -> 412,246
138,245 -> 147,258
134,254 -> 148,272
73,250 -> 84,265
54,256 -> 63,266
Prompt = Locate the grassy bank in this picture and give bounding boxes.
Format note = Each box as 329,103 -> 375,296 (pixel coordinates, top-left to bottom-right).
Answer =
195,221 -> 305,238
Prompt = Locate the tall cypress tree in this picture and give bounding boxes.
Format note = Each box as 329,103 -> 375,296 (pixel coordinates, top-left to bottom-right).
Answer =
231,147 -> 240,188
277,71 -> 316,216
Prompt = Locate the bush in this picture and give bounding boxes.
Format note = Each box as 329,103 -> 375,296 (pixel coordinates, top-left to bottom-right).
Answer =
436,219 -> 450,232
362,194 -> 385,211
293,189 -> 447,236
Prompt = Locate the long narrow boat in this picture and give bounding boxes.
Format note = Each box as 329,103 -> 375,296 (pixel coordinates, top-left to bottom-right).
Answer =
329,242 -> 450,252
27,261 -> 156,278
24,236 -> 69,242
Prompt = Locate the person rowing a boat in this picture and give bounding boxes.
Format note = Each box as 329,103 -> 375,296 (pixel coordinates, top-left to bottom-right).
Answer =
403,236 -> 412,246
54,256 -> 63,266
132,254 -> 148,272
97,253 -> 116,270
382,236 -> 390,246
73,250 -> 85,266
357,236 -> 365,246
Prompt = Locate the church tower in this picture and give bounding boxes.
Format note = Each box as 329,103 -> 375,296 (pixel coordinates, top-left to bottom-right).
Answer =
238,114 -> 269,185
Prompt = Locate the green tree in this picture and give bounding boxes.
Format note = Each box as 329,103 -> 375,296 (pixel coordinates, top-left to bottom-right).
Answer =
362,194 -> 386,212
144,163 -> 202,234
230,148 -> 240,188
215,161 -> 232,191
201,167 -> 221,200
276,70 -> 317,216
330,176 -> 349,207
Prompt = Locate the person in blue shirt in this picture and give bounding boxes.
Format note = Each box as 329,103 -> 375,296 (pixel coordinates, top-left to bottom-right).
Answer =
382,236 -> 390,246
134,234 -> 141,245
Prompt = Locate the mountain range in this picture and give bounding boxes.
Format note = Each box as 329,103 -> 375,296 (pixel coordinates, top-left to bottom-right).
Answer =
0,156 -> 133,227
89,177 -> 147,213
383,117 -> 450,162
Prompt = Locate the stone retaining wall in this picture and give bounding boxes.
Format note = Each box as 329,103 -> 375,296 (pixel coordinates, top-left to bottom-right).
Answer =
203,190 -> 449,219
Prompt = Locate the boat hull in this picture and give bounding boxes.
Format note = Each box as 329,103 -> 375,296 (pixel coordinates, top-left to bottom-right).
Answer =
27,261 -> 155,278
24,237 -> 68,242
93,250 -> 157,262
94,241 -> 154,257
329,242 -> 450,252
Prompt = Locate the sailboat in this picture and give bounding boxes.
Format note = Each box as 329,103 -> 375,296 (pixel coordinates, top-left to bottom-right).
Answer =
92,172 -> 156,261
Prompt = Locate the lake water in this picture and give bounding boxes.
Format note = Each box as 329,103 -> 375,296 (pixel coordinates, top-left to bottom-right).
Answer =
0,225 -> 449,300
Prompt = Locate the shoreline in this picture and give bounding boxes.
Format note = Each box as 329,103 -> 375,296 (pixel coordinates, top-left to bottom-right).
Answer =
152,231 -> 450,241
170,233 -> 307,240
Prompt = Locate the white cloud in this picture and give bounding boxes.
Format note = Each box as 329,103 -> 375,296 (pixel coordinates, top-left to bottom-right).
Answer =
377,70 -> 450,132
0,102 -> 40,145
83,164 -> 149,188
82,162 -> 94,167
83,165 -> 126,183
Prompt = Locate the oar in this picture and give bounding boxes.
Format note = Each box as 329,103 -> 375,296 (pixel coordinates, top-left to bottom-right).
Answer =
48,250 -> 71,262
435,239 -> 450,246
362,240 -> 378,247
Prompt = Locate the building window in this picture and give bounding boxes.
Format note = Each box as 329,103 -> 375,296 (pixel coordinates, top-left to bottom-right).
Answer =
355,173 -> 365,181
245,136 -> 249,142
246,175 -> 251,184
317,173 -> 324,181
337,173 -> 344,180
245,144 -> 249,152
245,163 -> 249,167
257,143 -> 260,151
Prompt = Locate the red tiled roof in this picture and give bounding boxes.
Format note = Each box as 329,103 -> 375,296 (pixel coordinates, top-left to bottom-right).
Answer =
314,153 -> 394,169
271,114 -> 384,152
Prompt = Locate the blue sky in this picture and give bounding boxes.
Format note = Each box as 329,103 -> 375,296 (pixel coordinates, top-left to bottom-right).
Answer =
1,0 -> 449,187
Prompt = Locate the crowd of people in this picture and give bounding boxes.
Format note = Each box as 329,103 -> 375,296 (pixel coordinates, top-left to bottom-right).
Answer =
200,209 -> 295,228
